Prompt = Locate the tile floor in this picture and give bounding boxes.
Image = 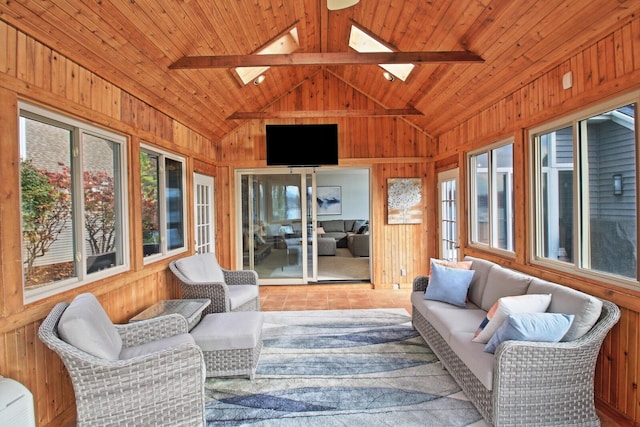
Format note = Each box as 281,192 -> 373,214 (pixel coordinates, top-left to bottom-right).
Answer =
259,284 -> 413,313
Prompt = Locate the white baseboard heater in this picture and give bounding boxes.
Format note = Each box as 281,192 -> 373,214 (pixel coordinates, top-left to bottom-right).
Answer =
0,376 -> 35,427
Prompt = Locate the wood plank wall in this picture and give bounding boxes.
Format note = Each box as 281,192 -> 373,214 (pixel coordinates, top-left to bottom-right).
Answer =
437,18 -> 640,425
0,21 -> 436,426
2,10 -> 640,426
215,70 -> 437,288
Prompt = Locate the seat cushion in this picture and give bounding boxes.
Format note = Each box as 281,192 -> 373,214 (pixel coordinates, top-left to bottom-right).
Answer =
57,293 -> 123,360
175,253 -> 225,283
228,285 -> 259,310
119,333 -> 196,359
423,300 -> 486,344
191,312 -> 264,351
449,331 -> 495,390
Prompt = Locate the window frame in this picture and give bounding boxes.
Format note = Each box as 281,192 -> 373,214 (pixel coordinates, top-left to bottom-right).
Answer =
140,144 -> 188,263
19,102 -> 130,303
467,138 -> 515,255
529,91 -> 640,290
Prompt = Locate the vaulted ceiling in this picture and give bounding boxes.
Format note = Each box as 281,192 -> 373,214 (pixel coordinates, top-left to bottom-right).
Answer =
1,0 -> 639,142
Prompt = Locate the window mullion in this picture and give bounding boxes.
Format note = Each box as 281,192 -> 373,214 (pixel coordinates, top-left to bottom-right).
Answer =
577,120 -> 591,270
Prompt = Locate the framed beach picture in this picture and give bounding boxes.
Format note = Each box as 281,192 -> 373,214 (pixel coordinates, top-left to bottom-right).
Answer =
316,186 -> 342,215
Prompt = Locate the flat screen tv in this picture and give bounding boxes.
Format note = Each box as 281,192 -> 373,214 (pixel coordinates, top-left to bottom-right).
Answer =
266,124 -> 339,166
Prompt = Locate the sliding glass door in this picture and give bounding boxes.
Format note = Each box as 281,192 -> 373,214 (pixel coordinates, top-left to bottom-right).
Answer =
238,169 -> 317,283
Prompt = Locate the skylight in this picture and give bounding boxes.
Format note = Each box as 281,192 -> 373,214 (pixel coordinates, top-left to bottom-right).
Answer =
348,25 -> 414,81
235,27 -> 300,85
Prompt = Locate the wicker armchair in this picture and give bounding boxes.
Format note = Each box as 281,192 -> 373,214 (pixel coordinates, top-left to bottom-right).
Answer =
169,252 -> 260,314
38,295 -> 206,427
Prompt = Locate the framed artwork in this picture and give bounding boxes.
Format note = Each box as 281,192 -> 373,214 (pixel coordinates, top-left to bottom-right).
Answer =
316,186 -> 342,215
387,178 -> 423,224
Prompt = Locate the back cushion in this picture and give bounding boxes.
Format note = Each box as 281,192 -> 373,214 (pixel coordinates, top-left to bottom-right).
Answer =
321,220 -> 346,233
464,256 -> 494,308
527,278 -> 603,341
57,293 -> 123,360
175,252 -> 225,283
480,266 -> 532,311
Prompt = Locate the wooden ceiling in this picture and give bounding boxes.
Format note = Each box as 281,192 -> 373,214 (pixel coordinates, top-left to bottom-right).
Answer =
1,0 -> 639,142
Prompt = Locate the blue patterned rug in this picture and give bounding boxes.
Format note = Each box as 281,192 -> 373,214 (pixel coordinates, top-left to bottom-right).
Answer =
204,309 -> 486,426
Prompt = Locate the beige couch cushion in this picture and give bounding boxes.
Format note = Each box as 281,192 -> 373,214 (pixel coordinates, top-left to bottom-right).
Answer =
191,311 -> 264,351
480,266 -> 532,311
527,278 -> 603,341
464,256 -> 495,308
449,331 -> 495,390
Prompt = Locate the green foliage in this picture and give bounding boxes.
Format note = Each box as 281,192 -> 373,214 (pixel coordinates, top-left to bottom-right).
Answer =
140,152 -> 159,243
20,160 -> 71,274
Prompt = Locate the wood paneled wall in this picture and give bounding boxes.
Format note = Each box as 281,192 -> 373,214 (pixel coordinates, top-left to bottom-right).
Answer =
215,70 -> 437,288
0,20 -> 437,426
438,17 -> 640,425
2,9 -> 640,426
0,21 -> 219,427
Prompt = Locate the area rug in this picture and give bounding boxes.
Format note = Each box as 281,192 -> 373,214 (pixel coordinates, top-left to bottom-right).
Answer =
204,309 -> 486,426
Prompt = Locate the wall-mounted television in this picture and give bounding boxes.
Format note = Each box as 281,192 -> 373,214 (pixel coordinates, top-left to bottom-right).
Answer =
266,124 -> 339,167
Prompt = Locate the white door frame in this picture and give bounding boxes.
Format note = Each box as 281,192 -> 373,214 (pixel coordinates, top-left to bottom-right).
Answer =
437,168 -> 460,260
193,173 -> 215,254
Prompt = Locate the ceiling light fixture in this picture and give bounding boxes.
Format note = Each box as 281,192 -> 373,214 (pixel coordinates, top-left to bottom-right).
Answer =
253,75 -> 266,85
327,0 -> 360,11
383,71 -> 395,82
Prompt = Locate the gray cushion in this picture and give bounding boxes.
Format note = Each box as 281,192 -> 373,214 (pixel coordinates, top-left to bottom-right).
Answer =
424,300 -> 486,344
527,278 -> 603,341
191,312 -> 264,351
57,293 -> 122,360
449,331 -> 495,390
321,220 -> 346,233
119,333 -> 195,359
480,265 -> 532,311
228,285 -> 260,310
175,252 -> 225,283
464,256 -> 494,307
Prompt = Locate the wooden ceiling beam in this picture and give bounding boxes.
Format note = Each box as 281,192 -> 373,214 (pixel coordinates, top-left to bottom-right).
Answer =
170,51 -> 484,69
226,108 -> 424,120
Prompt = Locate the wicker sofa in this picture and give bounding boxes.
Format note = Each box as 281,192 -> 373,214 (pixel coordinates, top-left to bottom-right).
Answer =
411,256 -> 620,426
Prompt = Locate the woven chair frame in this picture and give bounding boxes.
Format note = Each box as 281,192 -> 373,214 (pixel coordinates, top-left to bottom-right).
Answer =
38,303 -> 207,427
169,259 -> 260,314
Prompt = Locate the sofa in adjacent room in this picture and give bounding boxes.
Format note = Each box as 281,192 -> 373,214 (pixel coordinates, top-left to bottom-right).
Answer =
411,256 -> 620,427
317,219 -> 368,249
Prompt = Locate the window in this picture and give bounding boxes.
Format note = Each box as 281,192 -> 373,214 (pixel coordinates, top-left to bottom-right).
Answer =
469,141 -> 514,252
140,146 -> 186,259
19,103 -> 128,301
348,25 -> 415,82
235,27 -> 299,85
531,96 -> 637,284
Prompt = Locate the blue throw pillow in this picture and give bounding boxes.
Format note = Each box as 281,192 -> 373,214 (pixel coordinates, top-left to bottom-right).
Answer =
483,312 -> 575,354
424,261 -> 474,307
